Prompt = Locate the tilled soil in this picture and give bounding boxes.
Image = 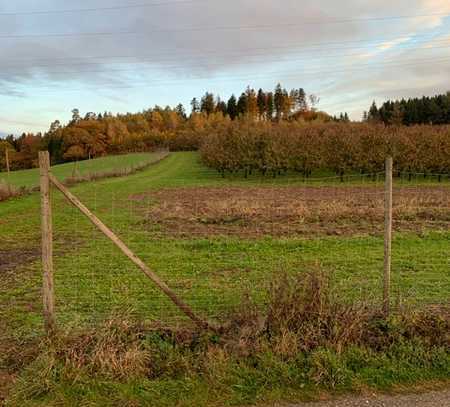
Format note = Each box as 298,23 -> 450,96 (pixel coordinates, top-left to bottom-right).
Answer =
132,186 -> 450,238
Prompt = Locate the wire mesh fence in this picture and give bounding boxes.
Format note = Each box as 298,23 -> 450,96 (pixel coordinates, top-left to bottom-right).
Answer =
44,163 -> 449,330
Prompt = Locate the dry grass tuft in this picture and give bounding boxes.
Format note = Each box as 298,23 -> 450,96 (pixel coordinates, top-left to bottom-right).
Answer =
265,271 -> 372,354
54,318 -> 151,380
222,271 -> 449,356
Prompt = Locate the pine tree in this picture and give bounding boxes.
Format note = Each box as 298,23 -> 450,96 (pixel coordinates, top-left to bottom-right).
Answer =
368,101 -> 380,123
215,98 -> 228,116
274,83 -> 284,121
70,108 -> 81,124
227,95 -> 238,120
190,98 -> 200,114
266,92 -> 274,121
298,88 -> 308,111
237,93 -> 247,117
257,89 -> 267,120
200,92 -> 216,115
175,103 -> 186,119
281,87 -> 291,119
389,102 -> 404,125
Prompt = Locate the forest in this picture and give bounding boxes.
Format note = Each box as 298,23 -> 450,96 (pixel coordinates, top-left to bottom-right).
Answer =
1,86 -> 450,174
366,92 -> 450,125
0,84 -> 333,171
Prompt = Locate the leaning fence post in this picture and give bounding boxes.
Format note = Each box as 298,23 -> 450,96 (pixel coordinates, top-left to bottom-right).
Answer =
383,156 -> 393,316
39,151 -> 55,333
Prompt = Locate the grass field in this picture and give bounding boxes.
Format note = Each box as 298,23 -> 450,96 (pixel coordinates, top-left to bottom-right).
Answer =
0,152 -> 157,189
1,151 -> 449,405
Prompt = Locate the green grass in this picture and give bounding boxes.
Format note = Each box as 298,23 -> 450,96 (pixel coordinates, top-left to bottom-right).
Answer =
1,152 -> 449,333
1,151 -> 449,405
0,152 -> 156,189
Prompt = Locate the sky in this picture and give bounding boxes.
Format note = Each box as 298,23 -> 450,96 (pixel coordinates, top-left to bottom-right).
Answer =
1,0 -> 450,135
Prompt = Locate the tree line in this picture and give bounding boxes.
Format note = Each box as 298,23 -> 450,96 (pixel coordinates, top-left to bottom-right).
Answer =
365,92 -> 450,125
1,84 -> 334,171
200,121 -> 450,180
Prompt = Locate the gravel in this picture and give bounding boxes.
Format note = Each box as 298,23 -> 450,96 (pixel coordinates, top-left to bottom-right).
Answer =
271,390 -> 450,407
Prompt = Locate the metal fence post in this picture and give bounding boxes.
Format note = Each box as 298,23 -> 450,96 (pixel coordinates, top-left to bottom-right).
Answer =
383,156 -> 393,316
39,151 -> 55,333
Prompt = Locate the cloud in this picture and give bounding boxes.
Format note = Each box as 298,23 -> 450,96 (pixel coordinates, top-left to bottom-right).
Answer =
0,0 -> 450,131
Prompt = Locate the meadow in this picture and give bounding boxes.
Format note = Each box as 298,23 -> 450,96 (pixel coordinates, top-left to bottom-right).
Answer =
0,151 -> 449,406
0,152 -> 157,189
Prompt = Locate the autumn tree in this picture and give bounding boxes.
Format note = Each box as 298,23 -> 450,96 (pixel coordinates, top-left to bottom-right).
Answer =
245,87 -> 258,119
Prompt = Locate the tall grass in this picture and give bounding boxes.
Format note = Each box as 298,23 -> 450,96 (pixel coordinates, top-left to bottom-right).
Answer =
5,271 -> 449,406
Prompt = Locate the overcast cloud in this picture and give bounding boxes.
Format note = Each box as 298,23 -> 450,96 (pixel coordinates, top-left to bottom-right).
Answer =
1,0 -> 450,134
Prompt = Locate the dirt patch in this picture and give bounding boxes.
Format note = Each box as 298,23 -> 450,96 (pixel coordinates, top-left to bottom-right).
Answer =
132,186 -> 450,238
0,248 -> 40,274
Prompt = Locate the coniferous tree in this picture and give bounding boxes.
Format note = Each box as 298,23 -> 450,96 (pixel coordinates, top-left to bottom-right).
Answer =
237,93 -> 248,117
215,98 -> 228,117
274,83 -> 284,121
190,98 -> 200,114
200,92 -> 216,115
266,92 -> 274,121
257,89 -> 267,120
175,103 -> 186,119
368,101 -> 380,123
70,108 -> 81,124
227,95 -> 238,120
368,92 -> 450,125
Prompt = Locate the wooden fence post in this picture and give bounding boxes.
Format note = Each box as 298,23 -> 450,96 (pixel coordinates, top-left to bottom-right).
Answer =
39,151 -> 55,333
383,156 -> 393,316
5,148 -> 11,192
5,148 -> 10,178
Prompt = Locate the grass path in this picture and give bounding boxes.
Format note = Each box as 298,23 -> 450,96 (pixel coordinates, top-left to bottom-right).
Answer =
0,152 -> 158,189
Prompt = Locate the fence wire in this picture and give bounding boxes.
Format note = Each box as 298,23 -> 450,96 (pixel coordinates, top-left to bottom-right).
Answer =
46,170 -> 449,329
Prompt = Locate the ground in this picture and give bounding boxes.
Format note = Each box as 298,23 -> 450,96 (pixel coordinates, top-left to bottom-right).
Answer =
0,151 -> 449,405
136,185 -> 450,238
268,389 -> 450,406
